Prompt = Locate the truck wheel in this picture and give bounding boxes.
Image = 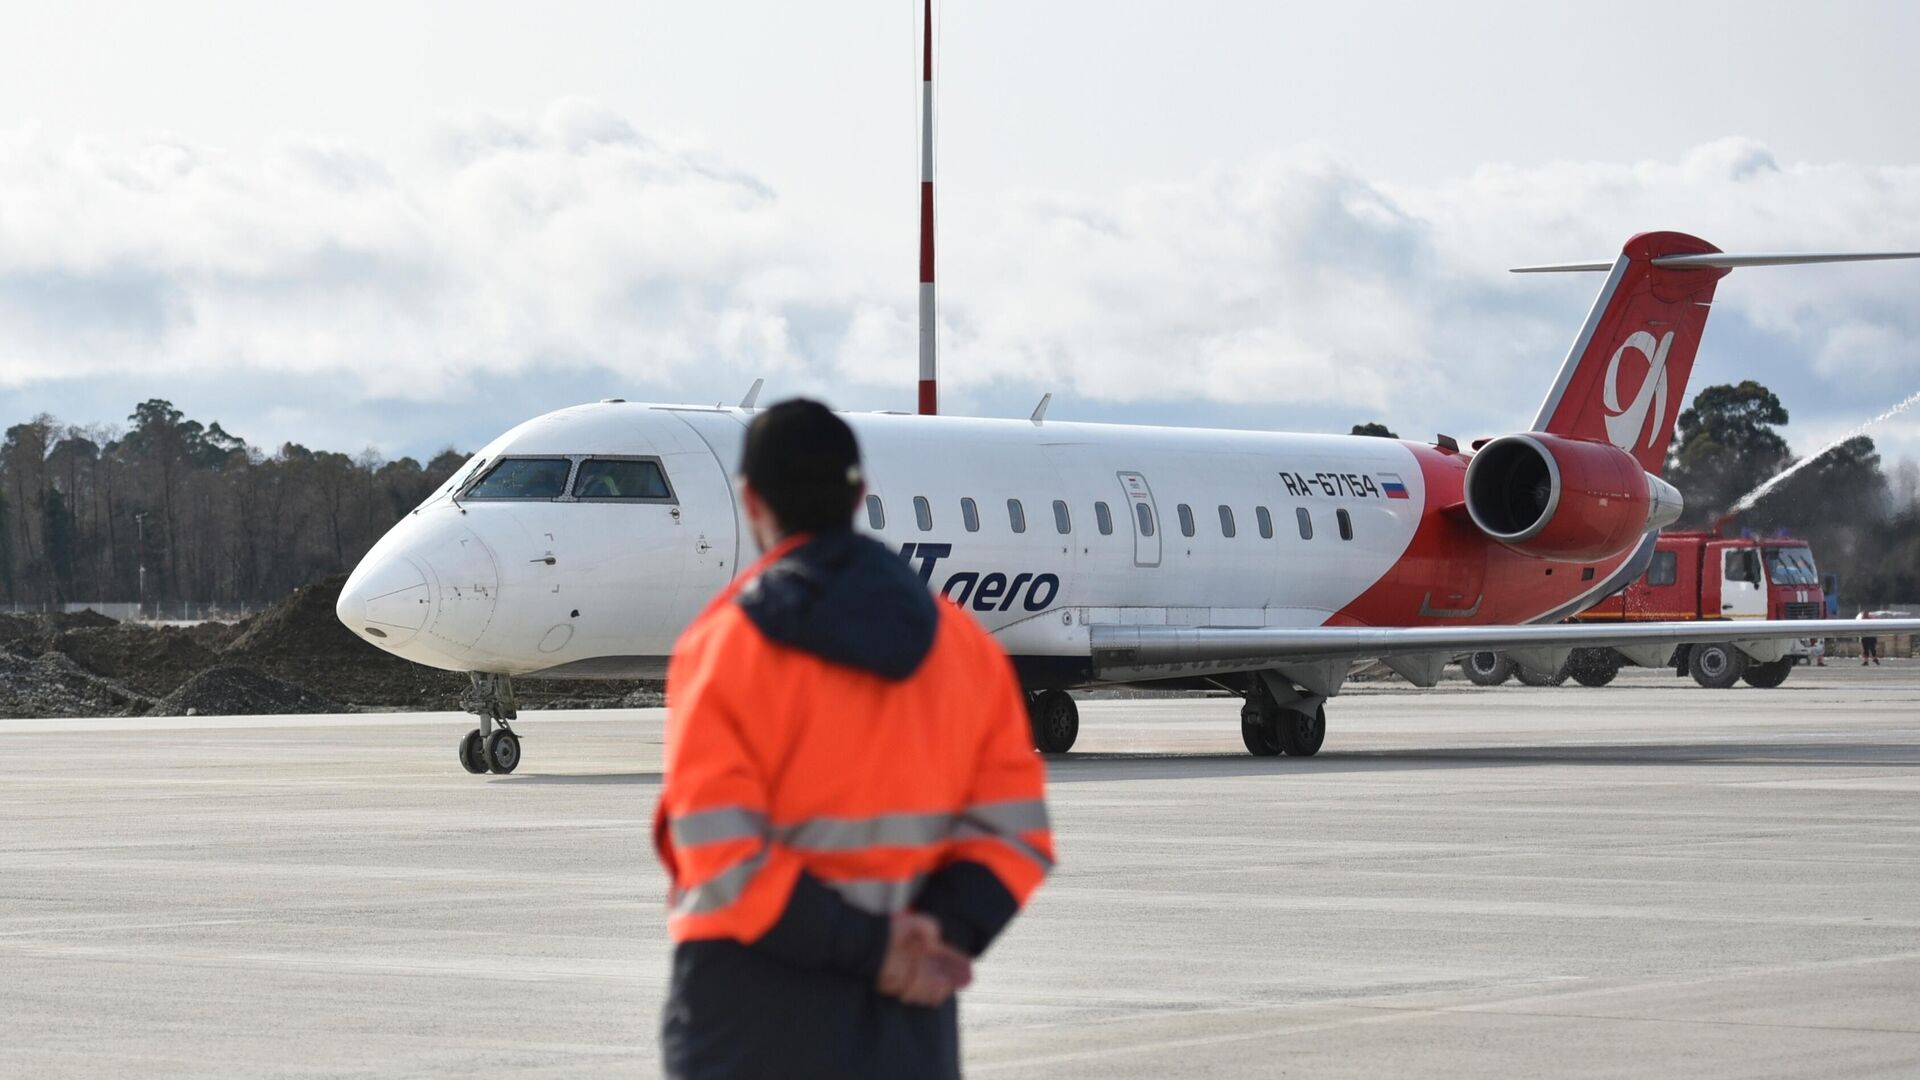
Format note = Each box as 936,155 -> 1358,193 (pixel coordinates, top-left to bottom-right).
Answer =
1741,658 -> 1793,688
1688,643 -> 1747,689
1515,659 -> 1570,687
1569,648 -> 1619,688
1463,651 -> 1514,686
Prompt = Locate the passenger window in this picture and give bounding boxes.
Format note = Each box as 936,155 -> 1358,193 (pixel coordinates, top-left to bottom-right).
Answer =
1008,499 -> 1026,534
571,458 -> 672,500
1095,501 -> 1114,536
1296,507 -> 1313,540
914,496 -> 933,532
1218,505 -> 1236,538
466,458 -> 572,500
1053,500 -> 1071,534
961,497 -> 980,533
1256,506 -> 1273,539
1646,550 -> 1678,587
1135,502 -> 1156,537
866,494 -> 886,530
1177,504 -> 1195,538
1337,508 -> 1354,541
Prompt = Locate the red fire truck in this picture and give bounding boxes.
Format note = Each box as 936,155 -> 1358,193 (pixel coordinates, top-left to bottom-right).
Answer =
1464,528 -> 1827,689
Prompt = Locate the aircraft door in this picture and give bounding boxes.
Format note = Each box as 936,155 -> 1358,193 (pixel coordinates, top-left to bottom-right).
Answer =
1117,471 -> 1161,568
664,411 -> 748,627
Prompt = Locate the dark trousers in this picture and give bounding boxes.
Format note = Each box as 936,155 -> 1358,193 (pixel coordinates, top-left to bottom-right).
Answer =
663,940 -> 961,1080
1862,636 -> 1879,660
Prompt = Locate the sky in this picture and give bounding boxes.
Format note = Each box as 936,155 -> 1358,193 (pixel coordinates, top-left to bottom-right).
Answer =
3,0 -> 1920,477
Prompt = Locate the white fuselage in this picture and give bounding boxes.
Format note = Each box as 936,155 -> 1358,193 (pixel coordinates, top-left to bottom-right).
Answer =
337,401 -> 1443,681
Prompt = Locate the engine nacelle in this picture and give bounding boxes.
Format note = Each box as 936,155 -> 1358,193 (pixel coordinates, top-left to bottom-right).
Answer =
1464,433 -> 1683,560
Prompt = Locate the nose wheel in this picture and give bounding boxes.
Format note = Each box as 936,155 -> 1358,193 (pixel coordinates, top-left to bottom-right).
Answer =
460,673 -> 522,775
458,724 -> 522,774
459,729 -> 489,774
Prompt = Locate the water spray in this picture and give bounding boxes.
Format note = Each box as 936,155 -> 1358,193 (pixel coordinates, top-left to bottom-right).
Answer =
1725,387 -> 1920,516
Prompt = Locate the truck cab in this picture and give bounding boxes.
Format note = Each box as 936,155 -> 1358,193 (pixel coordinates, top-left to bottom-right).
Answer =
1563,529 -> 1826,687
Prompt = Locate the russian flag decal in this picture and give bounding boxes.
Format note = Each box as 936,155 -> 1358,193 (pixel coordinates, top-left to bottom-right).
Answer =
1378,473 -> 1410,499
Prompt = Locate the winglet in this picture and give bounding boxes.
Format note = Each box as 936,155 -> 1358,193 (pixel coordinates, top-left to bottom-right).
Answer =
739,378 -> 764,410
1031,393 -> 1052,424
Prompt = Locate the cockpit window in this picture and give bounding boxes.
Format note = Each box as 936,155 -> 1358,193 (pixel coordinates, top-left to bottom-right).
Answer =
573,458 -> 673,501
464,458 -> 573,500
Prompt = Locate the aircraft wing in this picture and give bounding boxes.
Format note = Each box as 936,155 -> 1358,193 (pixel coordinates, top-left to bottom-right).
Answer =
1087,618 -> 1920,693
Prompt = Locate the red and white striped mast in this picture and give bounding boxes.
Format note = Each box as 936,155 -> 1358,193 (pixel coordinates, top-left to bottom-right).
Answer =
917,0 -> 938,415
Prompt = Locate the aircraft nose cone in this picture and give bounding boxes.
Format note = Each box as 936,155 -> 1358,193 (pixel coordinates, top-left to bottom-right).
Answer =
336,555 -> 432,648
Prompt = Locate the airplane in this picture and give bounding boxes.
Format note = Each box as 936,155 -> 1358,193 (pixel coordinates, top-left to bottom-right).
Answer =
335,230 -> 1920,774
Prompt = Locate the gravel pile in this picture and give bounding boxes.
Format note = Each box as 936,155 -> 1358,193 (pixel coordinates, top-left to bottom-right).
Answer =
0,649 -> 152,718
153,666 -> 346,717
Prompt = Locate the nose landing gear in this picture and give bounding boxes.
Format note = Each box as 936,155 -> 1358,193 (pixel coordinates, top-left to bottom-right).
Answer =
460,673 -> 522,775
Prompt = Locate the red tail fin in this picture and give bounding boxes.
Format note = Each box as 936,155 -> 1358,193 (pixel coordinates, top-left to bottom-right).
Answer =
1529,232 -> 1730,475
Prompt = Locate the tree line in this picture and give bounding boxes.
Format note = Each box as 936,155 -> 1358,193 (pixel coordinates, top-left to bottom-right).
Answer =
2,400 -> 467,608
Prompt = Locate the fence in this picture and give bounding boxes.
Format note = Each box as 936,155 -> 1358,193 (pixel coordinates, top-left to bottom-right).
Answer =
1,601 -> 263,624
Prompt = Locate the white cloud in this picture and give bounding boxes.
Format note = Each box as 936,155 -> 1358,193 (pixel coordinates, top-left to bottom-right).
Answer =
3,110 -> 1919,465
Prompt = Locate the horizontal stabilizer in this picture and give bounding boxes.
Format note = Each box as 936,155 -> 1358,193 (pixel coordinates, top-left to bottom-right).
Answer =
1513,250 -> 1920,273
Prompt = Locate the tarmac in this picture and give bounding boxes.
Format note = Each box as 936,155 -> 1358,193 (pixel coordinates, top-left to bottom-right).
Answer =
5,662 -> 1920,1077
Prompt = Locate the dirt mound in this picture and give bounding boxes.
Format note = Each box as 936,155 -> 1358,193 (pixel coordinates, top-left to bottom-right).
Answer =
620,686 -> 665,708
153,665 -> 345,717
0,613 -> 52,656
225,577 -> 362,660
50,609 -> 117,630
54,625 -> 219,696
184,620 -> 241,651
223,576 -> 469,708
0,649 -> 151,718
5,580 -> 664,716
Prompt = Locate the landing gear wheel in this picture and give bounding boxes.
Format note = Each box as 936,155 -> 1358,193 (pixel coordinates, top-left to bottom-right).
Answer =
1277,705 -> 1327,757
1515,660 -> 1571,687
1741,657 -> 1793,688
1689,643 -> 1746,689
1569,648 -> 1620,688
1240,701 -> 1281,756
486,729 -> 521,774
1030,690 -> 1079,754
458,729 -> 489,774
1463,651 -> 1514,686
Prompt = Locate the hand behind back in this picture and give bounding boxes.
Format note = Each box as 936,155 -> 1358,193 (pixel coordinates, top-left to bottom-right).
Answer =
876,912 -> 974,1007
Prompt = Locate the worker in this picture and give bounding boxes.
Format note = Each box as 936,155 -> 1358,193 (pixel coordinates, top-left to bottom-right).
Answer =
1859,610 -> 1881,666
656,399 -> 1054,1080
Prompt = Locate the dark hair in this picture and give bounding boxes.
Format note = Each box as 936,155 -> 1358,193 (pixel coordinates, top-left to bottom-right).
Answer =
740,399 -> 863,534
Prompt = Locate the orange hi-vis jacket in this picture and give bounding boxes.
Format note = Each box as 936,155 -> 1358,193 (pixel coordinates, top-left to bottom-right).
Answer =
656,531 -> 1053,955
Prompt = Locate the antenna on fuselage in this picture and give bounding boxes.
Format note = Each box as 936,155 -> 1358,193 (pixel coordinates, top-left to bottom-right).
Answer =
916,0 -> 938,416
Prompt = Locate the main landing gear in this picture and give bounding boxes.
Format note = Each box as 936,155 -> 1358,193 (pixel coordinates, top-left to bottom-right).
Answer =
460,672 -> 522,775
1240,679 -> 1327,757
1028,690 -> 1080,754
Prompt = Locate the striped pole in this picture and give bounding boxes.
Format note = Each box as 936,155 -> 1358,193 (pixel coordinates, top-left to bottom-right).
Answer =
917,0 -> 937,415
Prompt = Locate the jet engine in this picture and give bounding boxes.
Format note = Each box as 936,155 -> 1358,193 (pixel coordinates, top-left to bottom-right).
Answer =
1463,433 -> 1683,560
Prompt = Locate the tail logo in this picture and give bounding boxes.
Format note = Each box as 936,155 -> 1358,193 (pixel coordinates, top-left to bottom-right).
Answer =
1602,330 -> 1674,453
